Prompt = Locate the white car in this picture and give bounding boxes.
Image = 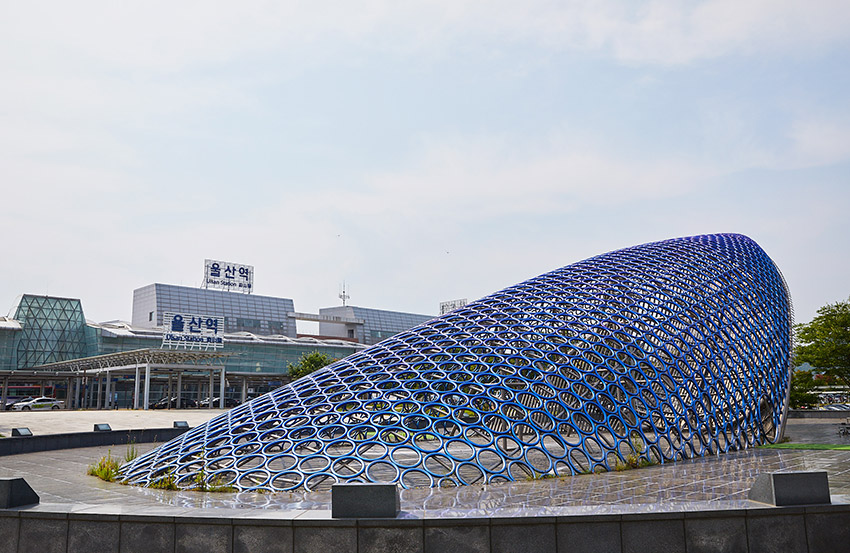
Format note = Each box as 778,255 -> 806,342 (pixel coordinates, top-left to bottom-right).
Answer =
12,396 -> 64,411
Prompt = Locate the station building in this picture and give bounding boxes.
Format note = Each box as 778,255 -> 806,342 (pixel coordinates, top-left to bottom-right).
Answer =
0,284 -> 433,408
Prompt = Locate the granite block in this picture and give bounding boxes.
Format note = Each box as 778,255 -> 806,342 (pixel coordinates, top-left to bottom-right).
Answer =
491,522 -> 556,553
424,524 -> 489,553
359,526 -> 423,553
746,514 -> 806,553
749,472 -> 830,506
0,478 -> 39,508
0,516 -> 18,553
331,483 -> 400,518
121,521 -> 174,553
294,526 -> 356,553
18,515 -> 67,553
685,516 -> 747,553
234,524 -> 293,553
176,522 -> 233,553
68,518 -> 121,553
558,521 -> 621,553
622,518 -> 685,553
805,510 -> 850,553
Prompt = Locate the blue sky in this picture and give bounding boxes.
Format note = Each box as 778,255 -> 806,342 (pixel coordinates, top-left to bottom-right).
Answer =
1,1 -> 848,327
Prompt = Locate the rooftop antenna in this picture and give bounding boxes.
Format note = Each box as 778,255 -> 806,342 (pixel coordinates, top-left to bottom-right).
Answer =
339,282 -> 350,306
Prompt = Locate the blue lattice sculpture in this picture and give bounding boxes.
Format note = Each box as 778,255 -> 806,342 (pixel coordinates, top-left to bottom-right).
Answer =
120,233 -> 792,491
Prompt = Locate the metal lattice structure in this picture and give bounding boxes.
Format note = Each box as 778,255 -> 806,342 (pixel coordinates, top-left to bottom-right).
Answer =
120,233 -> 793,491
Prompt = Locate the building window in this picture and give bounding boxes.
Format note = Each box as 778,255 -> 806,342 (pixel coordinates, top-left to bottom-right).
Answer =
348,329 -> 355,339
149,311 -> 154,322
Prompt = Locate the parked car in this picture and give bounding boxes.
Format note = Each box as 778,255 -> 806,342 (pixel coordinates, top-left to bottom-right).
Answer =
4,397 -> 34,411
149,396 -> 198,409
12,396 -> 65,411
199,397 -> 241,408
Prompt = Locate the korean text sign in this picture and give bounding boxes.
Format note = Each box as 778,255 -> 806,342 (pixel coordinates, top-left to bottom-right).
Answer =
204,259 -> 253,293
162,312 -> 225,350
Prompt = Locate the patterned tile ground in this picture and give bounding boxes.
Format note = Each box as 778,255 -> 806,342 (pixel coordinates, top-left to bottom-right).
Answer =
2,419 -> 848,517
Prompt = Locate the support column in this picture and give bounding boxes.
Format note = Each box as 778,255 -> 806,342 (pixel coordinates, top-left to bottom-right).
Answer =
134,365 -> 140,410
74,377 -> 81,410
104,372 -> 111,410
208,370 -> 214,409
219,367 -> 226,409
241,377 -> 247,404
176,372 -> 183,409
1,377 -> 7,410
143,363 -> 151,411
39,381 -> 44,397
65,378 -> 71,410
97,376 -> 103,410
167,373 -> 173,410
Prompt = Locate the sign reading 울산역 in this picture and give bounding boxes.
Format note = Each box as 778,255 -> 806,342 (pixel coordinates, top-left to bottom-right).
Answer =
439,299 -> 467,315
204,259 -> 253,293
162,312 -> 225,350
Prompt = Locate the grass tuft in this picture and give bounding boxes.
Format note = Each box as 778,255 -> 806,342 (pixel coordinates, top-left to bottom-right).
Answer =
525,471 -> 556,481
192,469 -> 237,493
87,451 -> 122,482
142,468 -> 236,492
760,443 -> 850,451
124,442 -> 139,463
149,473 -> 179,490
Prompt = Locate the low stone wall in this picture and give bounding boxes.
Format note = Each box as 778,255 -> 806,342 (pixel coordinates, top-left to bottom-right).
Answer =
0,427 -> 187,457
2,503 -> 849,553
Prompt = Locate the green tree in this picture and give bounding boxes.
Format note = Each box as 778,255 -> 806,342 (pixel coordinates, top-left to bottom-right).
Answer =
788,369 -> 819,409
794,298 -> 850,388
287,351 -> 337,380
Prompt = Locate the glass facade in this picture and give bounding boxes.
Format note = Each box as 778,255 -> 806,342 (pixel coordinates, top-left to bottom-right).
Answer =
0,295 -> 360,375
132,284 -> 297,337
0,321 -> 20,371
97,324 -> 360,374
0,289 -> 423,376
11,295 -> 88,368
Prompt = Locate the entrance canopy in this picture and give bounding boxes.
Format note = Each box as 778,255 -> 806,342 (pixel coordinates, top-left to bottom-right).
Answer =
28,348 -> 232,373
3,348 -> 235,410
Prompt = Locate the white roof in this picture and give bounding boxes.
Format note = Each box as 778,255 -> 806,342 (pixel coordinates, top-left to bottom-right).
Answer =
0,317 -> 21,330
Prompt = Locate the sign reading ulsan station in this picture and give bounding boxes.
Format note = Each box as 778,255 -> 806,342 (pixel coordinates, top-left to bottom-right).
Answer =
204,259 -> 253,293
162,312 -> 225,350
439,298 -> 468,315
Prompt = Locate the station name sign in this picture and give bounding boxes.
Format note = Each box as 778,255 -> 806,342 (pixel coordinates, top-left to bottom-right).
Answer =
439,298 -> 468,315
204,259 -> 253,293
162,312 -> 225,350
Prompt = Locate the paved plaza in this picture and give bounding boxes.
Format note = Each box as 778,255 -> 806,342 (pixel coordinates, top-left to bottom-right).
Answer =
0,408 -> 228,437
0,413 -> 848,519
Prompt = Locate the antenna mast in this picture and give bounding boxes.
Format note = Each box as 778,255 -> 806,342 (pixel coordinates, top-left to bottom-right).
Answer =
339,282 -> 350,306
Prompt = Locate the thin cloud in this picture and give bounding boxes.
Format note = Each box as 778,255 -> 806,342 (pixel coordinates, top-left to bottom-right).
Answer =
3,1 -> 848,73
787,117 -> 850,168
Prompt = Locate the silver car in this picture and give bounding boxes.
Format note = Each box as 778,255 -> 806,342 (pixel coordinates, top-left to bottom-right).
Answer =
12,396 -> 64,411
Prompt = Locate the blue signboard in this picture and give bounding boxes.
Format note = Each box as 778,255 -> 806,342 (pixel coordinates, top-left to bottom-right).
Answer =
162,312 -> 225,350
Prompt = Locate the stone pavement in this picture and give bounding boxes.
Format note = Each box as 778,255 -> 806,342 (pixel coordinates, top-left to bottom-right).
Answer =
0,418 -> 848,519
0,408 -> 227,437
